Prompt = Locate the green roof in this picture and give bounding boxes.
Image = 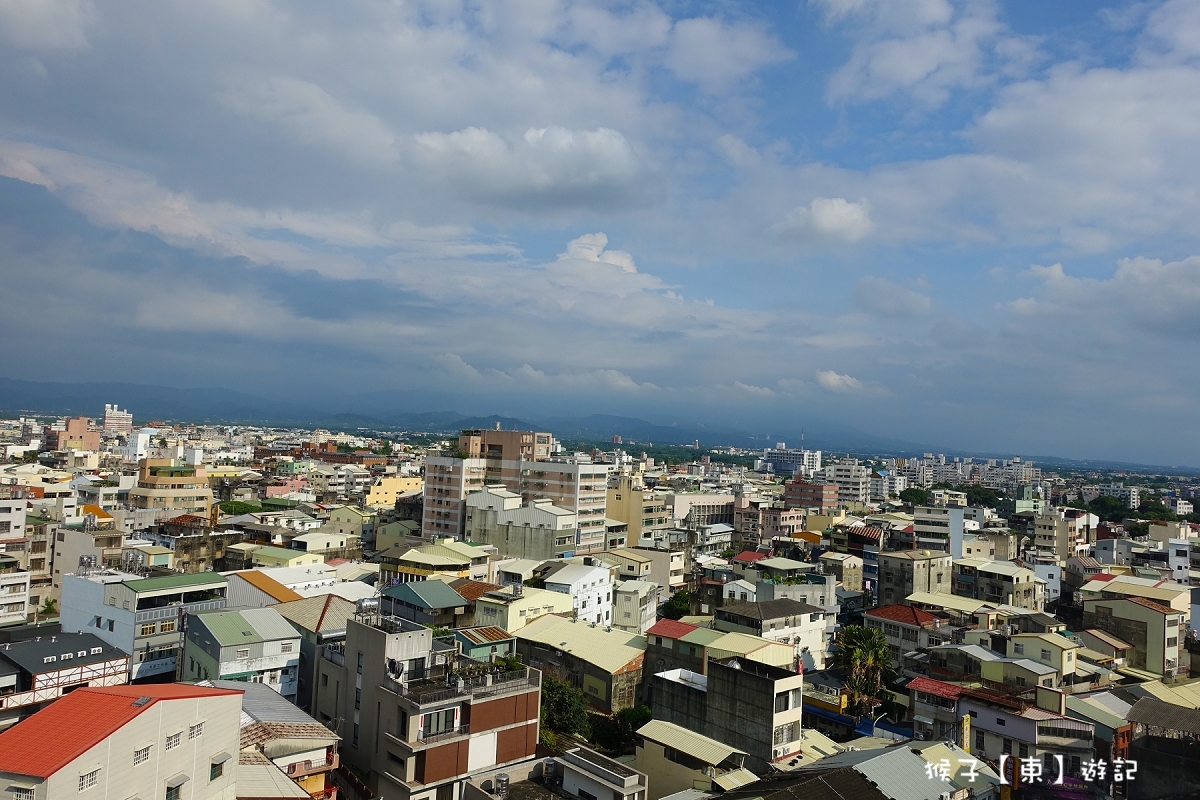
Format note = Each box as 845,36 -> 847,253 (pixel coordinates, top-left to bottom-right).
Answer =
197,610 -> 265,646
125,572 -> 227,593
251,545 -> 312,561
383,580 -> 467,610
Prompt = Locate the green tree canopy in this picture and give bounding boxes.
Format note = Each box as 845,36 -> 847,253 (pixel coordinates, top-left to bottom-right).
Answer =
1086,495 -> 1130,523
219,501 -> 263,515
899,487 -> 928,506
659,590 -> 691,620
541,676 -> 591,739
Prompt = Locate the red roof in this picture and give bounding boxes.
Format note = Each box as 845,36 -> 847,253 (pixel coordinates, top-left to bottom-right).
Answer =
732,551 -> 768,564
0,684 -> 242,777
865,604 -> 939,626
1127,596 -> 1175,614
908,676 -> 966,700
1090,573 -> 1117,582
453,580 -> 503,602
646,619 -> 699,639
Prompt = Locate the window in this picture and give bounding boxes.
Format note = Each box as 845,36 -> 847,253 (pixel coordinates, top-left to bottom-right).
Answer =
189,722 -> 203,739
78,769 -> 100,792
166,732 -> 181,750
281,642 -> 293,653
775,692 -> 791,713
975,729 -> 985,752
140,623 -> 156,636
1167,637 -> 1178,647
1019,743 -> 1029,758
160,620 -> 176,634
134,746 -> 151,765
1002,738 -> 1012,755
996,717 -> 1006,726
1041,649 -> 1052,661
236,648 -> 249,659
1013,644 -> 1024,655
166,786 -> 181,800
210,761 -> 224,781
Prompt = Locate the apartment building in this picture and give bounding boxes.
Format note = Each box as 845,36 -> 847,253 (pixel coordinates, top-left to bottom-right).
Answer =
0,684 -> 242,800
50,416 -> 101,451
313,611 -> 541,800
651,656 -> 806,773
953,558 -> 1045,611
817,552 -> 862,592
1082,596 -> 1187,678
864,604 -> 952,667
0,488 -> 26,539
61,570 -> 228,681
365,475 -> 424,509
183,607 -> 302,699
758,446 -> 822,477
0,631 -> 129,729
103,404 -> 134,435
606,476 -> 669,545
890,505 -> 967,555
127,458 -> 214,516
0,558 -> 28,627
464,485 -> 577,560
816,460 -> 870,506
613,580 -> 659,634
782,477 -> 838,512
541,562 -> 613,626
713,598 -> 827,670
475,584 -> 575,633
877,550 -> 953,606
1034,509 -> 1098,561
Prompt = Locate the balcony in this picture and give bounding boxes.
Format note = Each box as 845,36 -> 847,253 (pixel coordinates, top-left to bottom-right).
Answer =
418,723 -> 470,744
1036,719 -> 1094,749
135,599 -> 224,623
286,753 -> 339,777
387,666 -> 541,709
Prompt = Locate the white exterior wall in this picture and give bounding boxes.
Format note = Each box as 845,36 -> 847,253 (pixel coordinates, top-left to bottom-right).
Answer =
61,576 -> 136,654
3,693 -> 242,800
219,645 -> 301,699
0,498 -> 25,539
0,571 -> 29,626
546,566 -> 612,626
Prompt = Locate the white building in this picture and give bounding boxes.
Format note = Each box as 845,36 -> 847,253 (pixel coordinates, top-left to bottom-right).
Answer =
1082,483 -> 1141,510
1168,497 -> 1194,516
464,484 -> 578,560
0,491 -> 26,539
758,446 -> 822,477
870,472 -> 907,501
0,684 -> 243,800
613,579 -> 659,634
818,460 -> 870,505
543,563 -> 613,626
103,404 -> 134,435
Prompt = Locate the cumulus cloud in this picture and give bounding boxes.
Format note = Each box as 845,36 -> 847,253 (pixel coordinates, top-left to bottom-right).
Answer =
774,197 -> 874,242
853,276 -> 932,317
715,134 -> 761,167
561,233 -> 637,272
816,370 -> 864,392
411,126 -> 641,209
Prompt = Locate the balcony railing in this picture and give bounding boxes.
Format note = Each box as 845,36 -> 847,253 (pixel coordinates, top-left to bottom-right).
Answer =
286,753 -> 339,777
418,724 -> 469,744
135,599 -> 224,622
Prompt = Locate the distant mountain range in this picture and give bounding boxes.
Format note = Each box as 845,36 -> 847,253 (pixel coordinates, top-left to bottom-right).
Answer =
1,377 -> 1195,472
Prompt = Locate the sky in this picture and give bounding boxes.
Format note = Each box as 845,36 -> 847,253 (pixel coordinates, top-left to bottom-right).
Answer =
1,0 -> 1199,465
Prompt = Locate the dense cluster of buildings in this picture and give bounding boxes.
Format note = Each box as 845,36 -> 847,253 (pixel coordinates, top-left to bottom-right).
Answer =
0,413 -> 1198,800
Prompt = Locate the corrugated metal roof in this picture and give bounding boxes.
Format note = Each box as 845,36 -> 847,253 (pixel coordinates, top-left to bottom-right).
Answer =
517,615 -> 645,673
1127,696 -> 1200,735
906,592 -> 992,613
274,594 -> 356,634
232,570 -> 304,603
637,719 -> 744,765
383,580 -> 467,610
124,571 -> 227,593
195,607 -> 300,647
713,768 -> 759,791
456,626 -> 514,645
235,763 -> 311,798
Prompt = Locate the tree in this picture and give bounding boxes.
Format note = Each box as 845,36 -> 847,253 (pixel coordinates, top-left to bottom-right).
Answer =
899,487 -> 928,506
1086,495 -> 1130,523
540,676 -> 591,740
219,501 -> 263,515
40,598 -> 57,616
833,625 -> 895,717
1135,498 -> 1176,521
660,590 -> 691,620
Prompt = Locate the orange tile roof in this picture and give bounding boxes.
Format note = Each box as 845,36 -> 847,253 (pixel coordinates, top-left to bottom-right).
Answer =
865,604 -> 940,626
907,676 -> 966,700
233,569 -> 304,603
1126,596 -> 1175,614
0,684 -> 242,778
451,579 -> 503,602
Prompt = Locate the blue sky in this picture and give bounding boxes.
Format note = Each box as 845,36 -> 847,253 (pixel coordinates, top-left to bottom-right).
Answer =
1,0 -> 1199,464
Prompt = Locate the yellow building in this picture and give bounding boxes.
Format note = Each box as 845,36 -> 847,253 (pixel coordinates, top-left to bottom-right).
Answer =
242,544 -> 325,568
364,475 -> 423,509
1007,632 -> 1079,680
636,719 -> 757,800
475,585 -> 575,632
606,476 -> 669,543
126,458 -> 214,516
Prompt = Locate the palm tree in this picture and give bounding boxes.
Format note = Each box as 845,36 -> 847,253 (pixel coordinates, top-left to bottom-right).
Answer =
833,624 -> 895,717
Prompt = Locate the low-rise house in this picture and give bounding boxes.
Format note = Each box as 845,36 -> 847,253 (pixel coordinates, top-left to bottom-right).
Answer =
557,746 -> 648,800
475,584 -> 575,632
274,593 -> 356,713
1076,628 -> 1133,666
713,598 -> 827,670
0,683 -> 242,800
1083,595 -> 1187,678
644,619 -> 795,678
907,676 -> 967,742
864,604 -> 953,667
722,579 -> 757,603
541,562 -> 613,626
980,656 -> 1060,692
60,569 -> 228,681
1007,632 -> 1080,686
202,679 -> 341,799
959,686 -> 1095,777
818,551 -> 862,592
614,580 -> 660,634
183,607 -> 302,699
226,570 -> 305,608
635,719 -> 756,800
516,613 -> 646,713
381,580 -> 468,630
0,631 -> 128,729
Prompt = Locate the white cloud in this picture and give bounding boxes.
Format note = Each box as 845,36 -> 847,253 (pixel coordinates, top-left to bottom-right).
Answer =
775,197 -> 874,242
715,134 -> 761,167
561,232 -> 637,273
0,0 -> 92,51
411,126 -> 641,208
853,276 -> 932,317
221,75 -> 398,167
816,370 -> 864,392
664,17 -> 793,92
818,0 -> 1038,106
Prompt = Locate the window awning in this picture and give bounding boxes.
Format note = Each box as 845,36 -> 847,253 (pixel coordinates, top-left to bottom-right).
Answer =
211,752 -> 232,765
167,774 -> 190,789
913,715 -> 935,725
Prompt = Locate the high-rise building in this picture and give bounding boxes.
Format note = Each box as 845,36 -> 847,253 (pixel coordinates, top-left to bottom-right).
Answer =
817,460 -> 870,505
757,446 -> 822,477
103,404 -> 134,435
